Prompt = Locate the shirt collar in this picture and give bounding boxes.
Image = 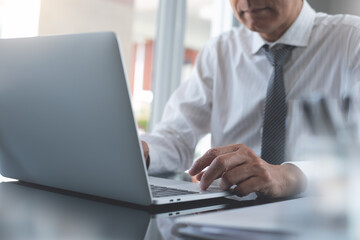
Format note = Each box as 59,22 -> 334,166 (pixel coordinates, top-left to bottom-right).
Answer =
251,0 -> 316,55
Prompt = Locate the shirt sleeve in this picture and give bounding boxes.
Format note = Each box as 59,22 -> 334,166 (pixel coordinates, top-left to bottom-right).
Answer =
282,161 -> 317,183
140,43 -> 215,175
282,160 -> 323,196
348,26 -> 360,143
348,24 -> 360,77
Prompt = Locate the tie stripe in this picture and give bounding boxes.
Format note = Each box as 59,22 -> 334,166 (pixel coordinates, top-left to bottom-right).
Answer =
260,44 -> 294,165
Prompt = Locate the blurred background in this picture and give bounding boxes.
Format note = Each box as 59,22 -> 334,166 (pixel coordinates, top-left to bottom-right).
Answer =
0,0 -> 359,181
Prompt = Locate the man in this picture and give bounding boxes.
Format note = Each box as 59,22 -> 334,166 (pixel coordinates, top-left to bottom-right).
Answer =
141,0 -> 360,198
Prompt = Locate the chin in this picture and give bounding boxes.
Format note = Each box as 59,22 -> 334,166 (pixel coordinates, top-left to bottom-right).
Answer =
241,17 -> 268,31
245,22 -> 273,34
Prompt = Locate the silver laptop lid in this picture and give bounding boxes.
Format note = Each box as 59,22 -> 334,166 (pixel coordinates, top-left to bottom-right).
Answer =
0,32 -> 152,205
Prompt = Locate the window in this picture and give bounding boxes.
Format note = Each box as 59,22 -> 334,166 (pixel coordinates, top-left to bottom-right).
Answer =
0,0 -> 41,38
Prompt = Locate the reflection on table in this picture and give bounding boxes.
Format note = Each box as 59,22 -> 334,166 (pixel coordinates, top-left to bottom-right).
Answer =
0,181 -> 164,239
0,180 -> 282,240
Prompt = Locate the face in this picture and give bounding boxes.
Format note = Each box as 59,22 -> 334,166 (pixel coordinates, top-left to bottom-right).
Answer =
230,0 -> 303,42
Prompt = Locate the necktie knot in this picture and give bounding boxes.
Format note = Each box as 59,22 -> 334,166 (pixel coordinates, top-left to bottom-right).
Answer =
261,44 -> 294,67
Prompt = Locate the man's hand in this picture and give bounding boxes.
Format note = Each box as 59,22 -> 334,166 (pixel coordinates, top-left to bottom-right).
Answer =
188,144 -> 306,198
141,141 -> 150,169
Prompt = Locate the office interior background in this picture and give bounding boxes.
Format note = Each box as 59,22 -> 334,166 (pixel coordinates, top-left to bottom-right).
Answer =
0,0 -> 359,182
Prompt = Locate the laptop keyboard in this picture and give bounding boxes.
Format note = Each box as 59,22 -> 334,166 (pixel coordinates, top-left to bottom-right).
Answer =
150,185 -> 199,198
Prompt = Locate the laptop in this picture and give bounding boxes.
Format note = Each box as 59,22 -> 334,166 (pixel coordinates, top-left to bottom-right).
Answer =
0,32 -> 230,206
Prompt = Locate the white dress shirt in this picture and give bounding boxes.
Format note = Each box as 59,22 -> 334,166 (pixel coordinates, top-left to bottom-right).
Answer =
141,1 -> 360,178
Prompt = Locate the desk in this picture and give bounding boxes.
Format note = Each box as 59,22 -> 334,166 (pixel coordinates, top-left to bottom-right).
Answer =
0,178 -> 289,240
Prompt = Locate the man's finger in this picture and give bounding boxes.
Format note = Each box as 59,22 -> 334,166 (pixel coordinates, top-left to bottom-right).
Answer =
199,152 -> 247,190
196,170 -> 224,182
231,177 -> 261,197
195,171 -> 205,181
188,143 -> 243,176
219,165 -> 255,190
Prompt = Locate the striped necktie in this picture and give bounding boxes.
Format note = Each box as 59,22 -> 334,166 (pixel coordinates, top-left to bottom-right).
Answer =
260,44 -> 294,165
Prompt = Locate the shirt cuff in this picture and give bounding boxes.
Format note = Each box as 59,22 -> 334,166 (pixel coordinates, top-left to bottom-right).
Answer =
282,161 -> 319,195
